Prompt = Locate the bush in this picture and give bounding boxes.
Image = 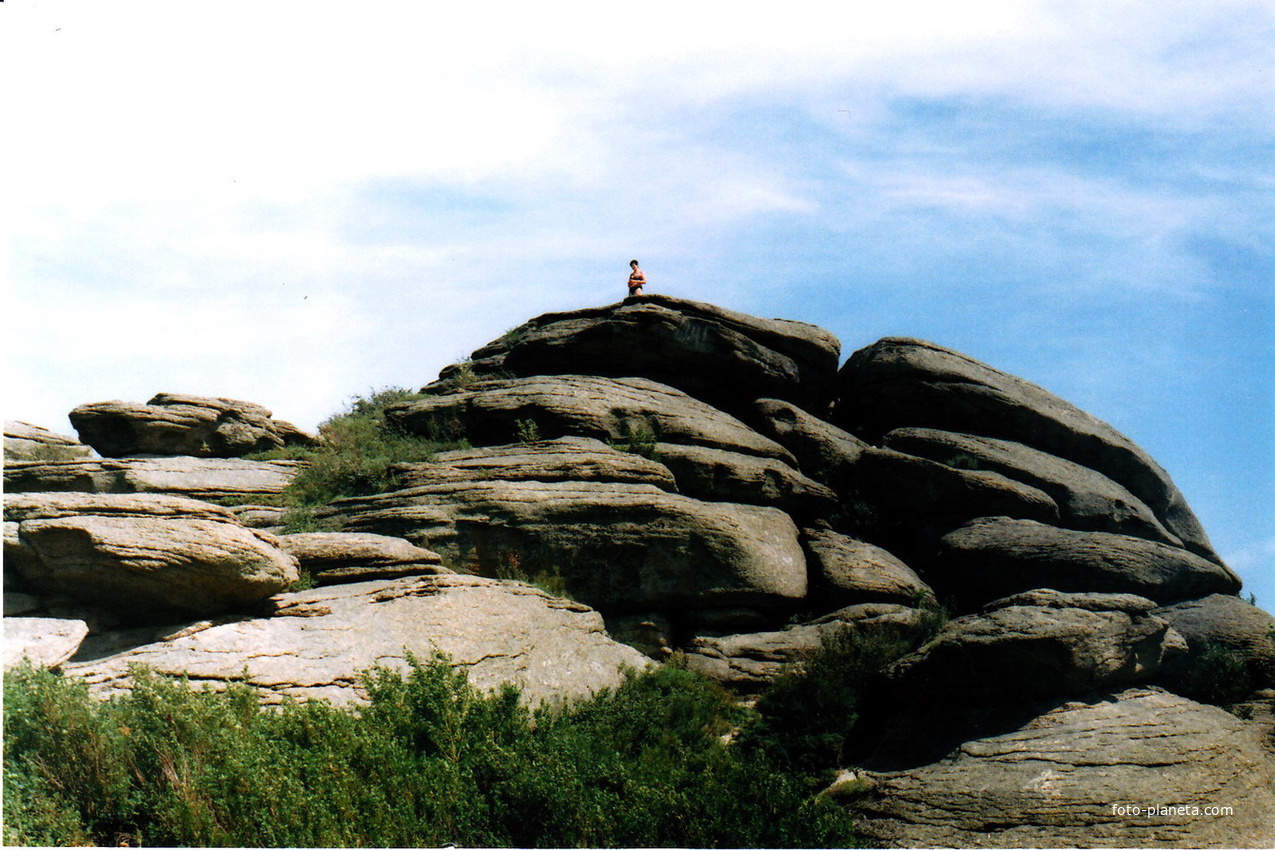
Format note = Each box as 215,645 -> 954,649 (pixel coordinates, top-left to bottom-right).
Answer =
250,387 -> 469,508
4,656 -> 863,848
1174,641 -> 1256,708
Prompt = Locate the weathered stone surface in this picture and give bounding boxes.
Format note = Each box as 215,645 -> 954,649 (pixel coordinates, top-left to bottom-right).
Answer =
276,532 -> 452,585
64,575 -> 651,707
684,603 -> 932,690
835,338 -> 1218,562
4,456 -> 304,500
934,517 -> 1241,609
389,375 -> 795,463
69,393 -> 317,458
321,480 -> 807,610
4,591 -> 44,616
390,437 -> 678,491
802,527 -> 933,606
1155,593 -> 1275,690
883,427 -> 1182,547
225,504 -> 290,530
3,617 -> 89,670
653,442 -> 836,518
5,493 -> 299,617
887,589 -> 1186,703
847,447 -> 1059,555
851,687 -> 1275,848
4,420 -> 96,461
749,398 -> 868,490
434,295 -> 841,417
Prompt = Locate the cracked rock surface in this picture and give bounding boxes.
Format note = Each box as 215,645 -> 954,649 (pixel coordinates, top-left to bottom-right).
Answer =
65,574 -> 650,707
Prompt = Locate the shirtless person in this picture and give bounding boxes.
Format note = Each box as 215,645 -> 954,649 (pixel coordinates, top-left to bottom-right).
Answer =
627,259 -> 646,297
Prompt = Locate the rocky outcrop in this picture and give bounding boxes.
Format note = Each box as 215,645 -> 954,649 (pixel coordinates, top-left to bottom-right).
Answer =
5,493 -> 298,617
390,437 -> 678,491
387,375 -> 795,463
320,479 -> 806,611
749,398 -> 868,490
3,617 -> 89,670
802,527 -> 933,606
1154,593 -> 1275,691
685,603 -> 933,690
883,427 -> 1182,546
4,456 -> 304,500
835,338 -> 1218,562
69,394 -> 317,458
432,295 -> 841,417
4,421 -> 96,461
64,574 -> 650,707
934,517 -> 1240,609
653,442 -> 836,518
850,687 -> 1275,848
275,532 -> 452,585
887,590 -> 1186,703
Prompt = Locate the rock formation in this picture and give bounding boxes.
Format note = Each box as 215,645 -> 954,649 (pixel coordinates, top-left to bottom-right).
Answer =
6,293 -> 1272,848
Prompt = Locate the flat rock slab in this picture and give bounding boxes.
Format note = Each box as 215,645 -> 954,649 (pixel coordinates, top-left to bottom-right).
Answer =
802,527 -> 933,606
653,442 -> 835,518
3,617 -> 89,670
276,532 -> 452,585
321,479 -> 807,610
851,687 -> 1275,848
4,456 -> 303,500
4,420 -> 96,461
836,337 -> 1217,562
69,393 -> 316,458
64,575 -> 651,707
934,517 -> 1241,608
5,492 -> 299,617
887,589 -> 1186,703
388,375 -> 795,463
390,437 -> 678,491
479,294 -> 842,417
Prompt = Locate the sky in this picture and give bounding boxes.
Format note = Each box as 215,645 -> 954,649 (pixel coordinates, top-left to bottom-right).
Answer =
4,1 -> 1273,603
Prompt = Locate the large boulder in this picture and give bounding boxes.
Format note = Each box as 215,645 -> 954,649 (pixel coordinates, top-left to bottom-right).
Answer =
275,532 -> 452,585
63,574 -> 651,707
886,589 -> 1186,703
5,492 -> 299,617
390,436 -> 678,491
1154,593 -> 1275,692
320,479 -> 807,611
3,617 -> 89,671
934,517 -> 1241,609
653,443 -> 837,518
4,421 -> 96,461
684,603 -> 933,690
883,427 -> 1182,547
4,456 -> 303,501
434,295 -> 841,417
749,398 -> 868,491
802,528 -> 933,606
389,375 -> 795,463
835,338 -> 1218,562
69,393 -> 317,458
850,687 -> 1275,848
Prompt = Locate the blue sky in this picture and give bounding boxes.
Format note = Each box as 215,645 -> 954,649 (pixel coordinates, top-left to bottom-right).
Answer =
5,1 -> 1272,603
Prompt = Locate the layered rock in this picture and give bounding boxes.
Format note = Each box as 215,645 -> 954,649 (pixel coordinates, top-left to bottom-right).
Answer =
851,687 -> 1275,848
4,456 -> 303,500
69,393 -> 317,458
749,398 -> 868,489
320,479 -> 806,611
433,295 -> 841,417
934,517 -> 1240,609
801,527 -> 933,606
5,493 -> 298,617
1154,593 -> 1275,692
64,574 -> 650,707
4,420 -> 96,461
388,375 -> 794,463
835,338 -> 1218,562
653,442 -> 836,518
276,532 -> 452,585
3,617 -> 89,671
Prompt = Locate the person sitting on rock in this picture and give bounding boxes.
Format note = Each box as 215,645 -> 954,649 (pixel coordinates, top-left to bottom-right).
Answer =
627,260 -> 646,297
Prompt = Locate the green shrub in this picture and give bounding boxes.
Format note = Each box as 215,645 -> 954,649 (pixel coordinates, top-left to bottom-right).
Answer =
4,656 -> 862,848
609,417 -> 660,460
515,417 -> 542,443
1175,641 -> 1255,707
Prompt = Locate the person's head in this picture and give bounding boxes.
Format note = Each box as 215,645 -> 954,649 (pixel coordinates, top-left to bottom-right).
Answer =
630,259 -> 639,268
